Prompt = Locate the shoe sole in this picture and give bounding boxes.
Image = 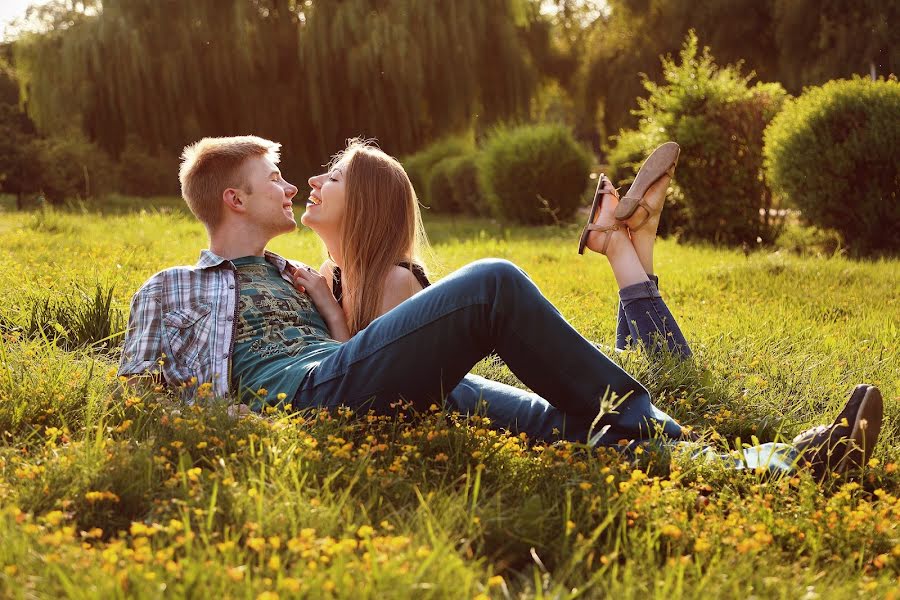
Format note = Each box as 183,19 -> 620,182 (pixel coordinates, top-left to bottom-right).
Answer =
578,174 -> 610,255
614,142 -> 680,222
835,385 -> 883,474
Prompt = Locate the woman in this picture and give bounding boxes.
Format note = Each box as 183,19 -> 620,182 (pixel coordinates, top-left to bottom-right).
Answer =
292,139 -> 880,477
299,138 -> 431,337
298,140 -> 693,439
301,138 -> 687,360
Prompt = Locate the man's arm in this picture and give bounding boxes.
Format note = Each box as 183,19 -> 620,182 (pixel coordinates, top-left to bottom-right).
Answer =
117,282 -> 167,382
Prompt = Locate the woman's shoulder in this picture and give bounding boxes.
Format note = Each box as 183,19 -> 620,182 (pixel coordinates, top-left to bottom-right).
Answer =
385,264 -> 424,291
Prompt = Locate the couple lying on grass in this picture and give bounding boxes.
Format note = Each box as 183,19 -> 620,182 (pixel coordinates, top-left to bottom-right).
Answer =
118,135 -> 883,482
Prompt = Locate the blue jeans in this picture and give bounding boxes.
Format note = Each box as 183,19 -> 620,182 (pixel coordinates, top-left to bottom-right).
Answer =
295,259 -> 799,473
616,275 -> 692,357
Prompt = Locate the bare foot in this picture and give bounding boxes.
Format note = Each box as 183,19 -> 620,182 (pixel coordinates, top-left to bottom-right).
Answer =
584,176 -> 631,257
626,173 -> 671,275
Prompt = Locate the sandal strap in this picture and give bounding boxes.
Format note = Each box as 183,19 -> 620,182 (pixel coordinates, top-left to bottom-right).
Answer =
585,224 -> 619,254
620,197 -> 653,231
586,223 -> 619,232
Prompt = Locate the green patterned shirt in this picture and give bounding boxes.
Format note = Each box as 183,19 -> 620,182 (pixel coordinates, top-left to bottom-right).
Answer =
230,256 -> 339,409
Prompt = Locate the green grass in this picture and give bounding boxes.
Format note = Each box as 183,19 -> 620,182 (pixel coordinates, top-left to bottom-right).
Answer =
0,205 -> 898,598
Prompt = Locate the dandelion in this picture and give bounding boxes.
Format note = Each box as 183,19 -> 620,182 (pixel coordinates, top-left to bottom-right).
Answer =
579,482 -> 593,491
660,524 -> 682,539
867,457 -> 880,468
43,511 -> 65,527
488,575 -> 504,588
357,525 -> 374,538
247,537 -> 266,552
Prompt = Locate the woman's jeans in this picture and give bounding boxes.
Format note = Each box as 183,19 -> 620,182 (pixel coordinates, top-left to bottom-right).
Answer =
616,274 -> 691,358
295,259 -> 799,473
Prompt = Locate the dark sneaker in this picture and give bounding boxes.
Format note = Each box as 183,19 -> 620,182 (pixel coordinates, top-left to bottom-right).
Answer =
793,384 -> 883,481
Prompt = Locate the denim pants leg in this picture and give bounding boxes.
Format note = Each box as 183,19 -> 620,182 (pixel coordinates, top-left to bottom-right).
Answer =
444,374 -> 595,443
615,276 -> 692,359
616,275 -> 658,351
295,259 -> 683,445
444,375 -> 801,474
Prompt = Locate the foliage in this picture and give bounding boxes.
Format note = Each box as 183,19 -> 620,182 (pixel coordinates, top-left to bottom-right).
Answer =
480,123 -> 591,225
579,0 -> 895,142
0,58 -> 40,207
0,278 -> 125,353
401,135 -> 474,207
763,77 -> 900,257
607,32 -> 788,245
29,132 -> 117,204
426,153 -> 489,216
12,0 -> 537,180
772,0 -> 898,91
115,135 -> 180,197
0,208 -> 898,596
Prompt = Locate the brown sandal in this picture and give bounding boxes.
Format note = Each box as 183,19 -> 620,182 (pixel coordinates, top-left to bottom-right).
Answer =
578,174 -> 621,255
614,142 -> 680,232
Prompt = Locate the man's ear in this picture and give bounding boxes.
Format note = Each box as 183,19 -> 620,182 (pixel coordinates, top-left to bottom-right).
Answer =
223,188 -> 245,213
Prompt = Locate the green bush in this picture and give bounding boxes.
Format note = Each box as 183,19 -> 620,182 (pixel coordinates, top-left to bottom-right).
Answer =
33,131 -> 118,203
116,135 -> 180,197
401,135 -> 473,207
480,123 -> 591,225
426,153 -> 489,216
607,31 -> 788,245
764,77 -> 900,257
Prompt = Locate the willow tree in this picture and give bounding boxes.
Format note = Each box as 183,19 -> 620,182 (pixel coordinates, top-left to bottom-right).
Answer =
14,0 -> 537,182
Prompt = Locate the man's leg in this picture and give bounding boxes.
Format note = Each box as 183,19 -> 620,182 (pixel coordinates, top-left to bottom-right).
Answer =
445,374 -> 592,443
296,259 -> 683,444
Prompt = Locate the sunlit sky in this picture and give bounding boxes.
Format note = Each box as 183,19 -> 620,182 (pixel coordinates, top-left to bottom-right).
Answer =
0,0 -> 45,41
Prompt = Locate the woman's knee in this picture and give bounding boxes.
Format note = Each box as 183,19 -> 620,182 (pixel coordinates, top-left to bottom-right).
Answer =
464,258 -> 528,286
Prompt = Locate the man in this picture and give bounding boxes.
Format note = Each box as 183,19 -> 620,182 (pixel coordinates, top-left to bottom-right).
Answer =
119,135 -> 883,480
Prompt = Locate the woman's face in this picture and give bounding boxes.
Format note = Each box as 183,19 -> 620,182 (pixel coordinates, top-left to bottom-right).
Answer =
301,158 -> 348,236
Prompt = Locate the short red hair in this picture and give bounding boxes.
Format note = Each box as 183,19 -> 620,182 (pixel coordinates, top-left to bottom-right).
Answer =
179,135 -> 281,229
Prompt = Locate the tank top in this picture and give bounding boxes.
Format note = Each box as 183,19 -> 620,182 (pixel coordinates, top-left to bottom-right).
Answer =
331,261 -> 430,306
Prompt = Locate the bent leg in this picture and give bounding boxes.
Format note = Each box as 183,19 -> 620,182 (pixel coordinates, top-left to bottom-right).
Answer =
619,276 -> 692,358
296,259 -> 683,443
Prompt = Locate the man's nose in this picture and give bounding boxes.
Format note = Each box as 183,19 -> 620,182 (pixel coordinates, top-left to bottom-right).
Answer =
285,182 -> 299,199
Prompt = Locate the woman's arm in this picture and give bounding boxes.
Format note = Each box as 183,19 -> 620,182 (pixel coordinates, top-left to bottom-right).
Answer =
292,267 -> 351,342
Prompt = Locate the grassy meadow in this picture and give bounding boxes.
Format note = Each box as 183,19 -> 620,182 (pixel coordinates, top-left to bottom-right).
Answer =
0,203 -> 898,598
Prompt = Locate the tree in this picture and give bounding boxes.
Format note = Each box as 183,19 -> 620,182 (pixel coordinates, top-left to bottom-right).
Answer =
0,55 -> 40,208
13,0 -> 539,182
773,0 -> 899,91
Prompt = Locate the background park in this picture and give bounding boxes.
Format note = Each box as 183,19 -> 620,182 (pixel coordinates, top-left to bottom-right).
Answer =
0,0 -> 898,597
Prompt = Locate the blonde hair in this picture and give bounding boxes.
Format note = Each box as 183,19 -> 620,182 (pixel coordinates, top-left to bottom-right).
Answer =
179,135 -> 281,229
333,139 -> 429,334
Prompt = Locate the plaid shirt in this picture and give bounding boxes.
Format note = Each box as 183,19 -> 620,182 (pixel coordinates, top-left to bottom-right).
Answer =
118,249 -> 311,400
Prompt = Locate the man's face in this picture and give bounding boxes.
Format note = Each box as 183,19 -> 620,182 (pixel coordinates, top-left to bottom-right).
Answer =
238,155 -> 299,235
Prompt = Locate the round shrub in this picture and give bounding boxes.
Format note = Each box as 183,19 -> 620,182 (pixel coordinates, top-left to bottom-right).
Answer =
764,77 -> 900,257
607,32 -> 788,245
401,135 -> 473,207
426,153 -> 489,215
480,123 -> 591,225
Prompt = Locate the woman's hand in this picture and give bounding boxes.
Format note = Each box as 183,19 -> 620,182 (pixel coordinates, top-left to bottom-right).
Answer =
291,266 -> 351,342
292,265 -> 333,306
